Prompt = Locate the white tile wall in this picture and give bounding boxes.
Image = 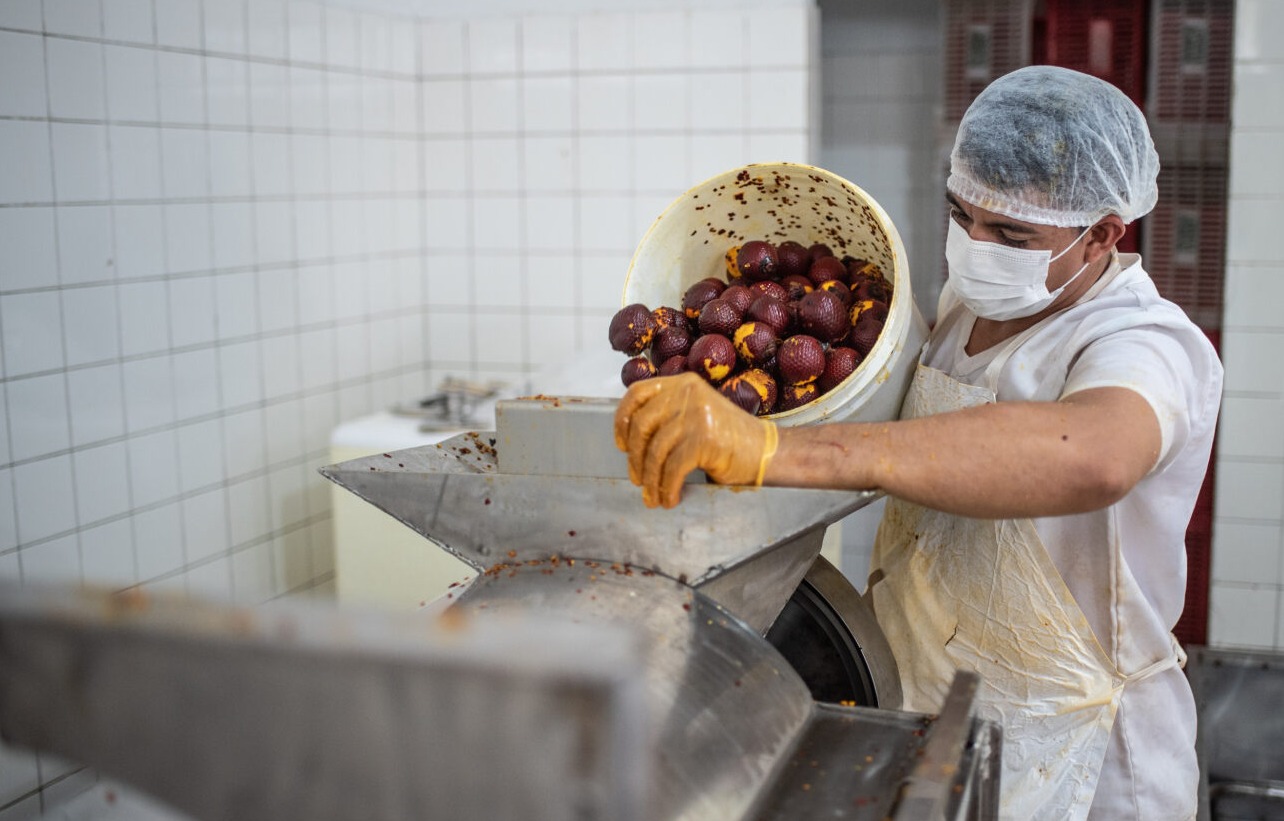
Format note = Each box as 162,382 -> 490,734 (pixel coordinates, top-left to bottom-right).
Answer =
1208,0 -> 1284,650
0,1 -> 818,816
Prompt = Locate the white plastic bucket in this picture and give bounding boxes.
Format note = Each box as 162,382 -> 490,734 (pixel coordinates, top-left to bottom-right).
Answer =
622,162 -> 929,426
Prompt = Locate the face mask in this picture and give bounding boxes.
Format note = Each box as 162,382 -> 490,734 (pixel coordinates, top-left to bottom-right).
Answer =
945,220 -> 1094,321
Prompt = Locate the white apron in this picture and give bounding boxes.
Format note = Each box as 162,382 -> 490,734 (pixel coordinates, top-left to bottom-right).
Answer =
868,316 -> 1185,821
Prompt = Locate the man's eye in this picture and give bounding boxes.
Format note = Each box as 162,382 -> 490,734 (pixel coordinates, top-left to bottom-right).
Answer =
1001,235 -> 1029,248
949,208 -> 969,224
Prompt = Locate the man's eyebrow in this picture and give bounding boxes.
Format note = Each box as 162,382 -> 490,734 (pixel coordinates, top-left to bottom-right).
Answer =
945,193 -> 1038,235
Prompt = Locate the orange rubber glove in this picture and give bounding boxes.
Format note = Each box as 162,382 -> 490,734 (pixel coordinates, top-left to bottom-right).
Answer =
613,372 -> 779,509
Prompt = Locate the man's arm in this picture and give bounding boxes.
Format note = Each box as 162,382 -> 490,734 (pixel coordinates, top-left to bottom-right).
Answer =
765,386 -> 1162,518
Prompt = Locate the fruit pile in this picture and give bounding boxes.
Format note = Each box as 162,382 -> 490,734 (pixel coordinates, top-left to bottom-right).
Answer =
609,239 -> 893,416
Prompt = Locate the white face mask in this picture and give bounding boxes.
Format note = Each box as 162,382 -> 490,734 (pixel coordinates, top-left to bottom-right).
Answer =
945,220 -> 1095,321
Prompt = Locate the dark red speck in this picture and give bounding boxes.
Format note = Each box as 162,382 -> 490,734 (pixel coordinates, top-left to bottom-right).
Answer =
567,530 -> 576,537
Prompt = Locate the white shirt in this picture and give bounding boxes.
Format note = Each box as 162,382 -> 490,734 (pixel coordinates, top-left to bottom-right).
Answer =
922,253 -> 1223,819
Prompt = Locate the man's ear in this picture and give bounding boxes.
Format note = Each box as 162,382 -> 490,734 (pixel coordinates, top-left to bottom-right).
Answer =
1085,215 -> 1127,262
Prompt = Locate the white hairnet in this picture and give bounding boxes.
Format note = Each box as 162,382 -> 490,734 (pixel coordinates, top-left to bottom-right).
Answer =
947,65 -> 1160,227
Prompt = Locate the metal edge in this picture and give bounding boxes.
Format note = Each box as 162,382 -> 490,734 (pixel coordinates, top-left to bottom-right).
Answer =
797,555 -> 902,711
891,670 -> 981,820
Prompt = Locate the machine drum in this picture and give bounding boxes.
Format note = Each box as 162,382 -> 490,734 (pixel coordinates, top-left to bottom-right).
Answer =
767,579 -> 877,705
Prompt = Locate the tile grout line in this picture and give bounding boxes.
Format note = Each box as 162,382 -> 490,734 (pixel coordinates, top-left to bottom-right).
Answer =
194,0 -> 239,601
94,0 -> 141,589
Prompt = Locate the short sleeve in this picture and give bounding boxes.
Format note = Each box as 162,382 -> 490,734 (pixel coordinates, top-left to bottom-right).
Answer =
1060,326 -> 1202,470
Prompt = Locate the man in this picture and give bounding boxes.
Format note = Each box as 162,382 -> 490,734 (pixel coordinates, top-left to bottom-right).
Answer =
614,66 -> 1222,820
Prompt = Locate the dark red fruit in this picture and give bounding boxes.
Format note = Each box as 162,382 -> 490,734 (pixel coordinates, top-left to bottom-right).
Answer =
621,356 -> 657,387
808,243 -> 834,262
720,374 -> 764,415
688,334 -> 737,383
852,276 -> 891,303
736,240 -> 779,281
743,368 -> 778,415
732,321 -> 778,367
818,279 -> 853,307
721,284 -> 756,316
609,303 -> 658,355
697,298 -> 742,336
819,347 -> 862,392
849,299 -> 890,327
781,274 -> 813,301
777,241 -> 810,278
746,296 -> 792,336
748,280 -> 789,302
797,290 -> 849,344
651,325 -> 692,361
806,256 -> 847,286
652,305 -> 688,332
682,278 -> 726,320
776,381 -> 819,412
658,354 -> 688,376
850,315 -> 884,356
777,335 -> 826,385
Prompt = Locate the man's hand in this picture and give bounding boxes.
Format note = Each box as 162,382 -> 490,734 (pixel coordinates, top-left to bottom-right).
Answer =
613,372 -> 779,508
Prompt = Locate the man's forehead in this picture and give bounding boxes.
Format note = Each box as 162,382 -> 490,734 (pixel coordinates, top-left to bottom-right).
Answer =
945,192 -> 1051,235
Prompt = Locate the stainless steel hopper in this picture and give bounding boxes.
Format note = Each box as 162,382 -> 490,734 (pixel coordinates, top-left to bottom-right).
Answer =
316,395 -> 1001,820
0,396 -> 1000,821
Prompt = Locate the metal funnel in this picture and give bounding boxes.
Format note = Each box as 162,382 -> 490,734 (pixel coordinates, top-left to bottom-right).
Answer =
319,397 -> 877,632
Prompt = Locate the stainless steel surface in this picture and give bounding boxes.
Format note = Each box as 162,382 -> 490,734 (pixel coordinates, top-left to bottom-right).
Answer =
320,433 -> 875,591
893,671 -> 982,820
495,396 -> 707,482
751,703 -> 932,819
2,396 -> 1000,820
0,583 -> 647,821
693,528 -> 826,636
313,399 -> 1000,818
453,562 -> 814,821
1188,645 -> 1284,821
751,674 -> 1000,821
1206,782 -> 1284,821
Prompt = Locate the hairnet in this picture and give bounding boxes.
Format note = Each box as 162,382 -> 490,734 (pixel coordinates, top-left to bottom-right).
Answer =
947,65 -> 1160,227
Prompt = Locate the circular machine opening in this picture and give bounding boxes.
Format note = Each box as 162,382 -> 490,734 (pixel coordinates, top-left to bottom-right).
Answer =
764,556 -> 900,709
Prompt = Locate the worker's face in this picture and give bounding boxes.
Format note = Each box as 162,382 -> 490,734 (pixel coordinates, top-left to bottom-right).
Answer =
945,193 -> 1108,296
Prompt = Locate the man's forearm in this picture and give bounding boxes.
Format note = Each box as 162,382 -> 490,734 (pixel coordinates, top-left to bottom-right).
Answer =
763,387 -> 1161,519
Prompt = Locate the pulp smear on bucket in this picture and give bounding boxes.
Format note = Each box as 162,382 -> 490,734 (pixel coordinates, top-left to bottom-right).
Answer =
619,163 -> 928,427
